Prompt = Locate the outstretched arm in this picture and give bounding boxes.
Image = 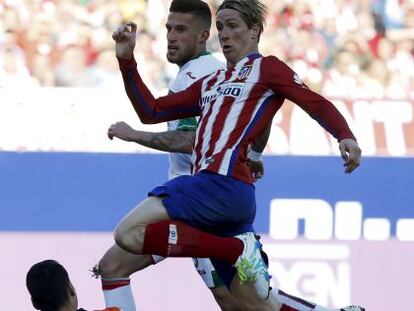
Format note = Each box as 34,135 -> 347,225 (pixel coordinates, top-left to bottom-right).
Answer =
263,56 -> 361,173
108,121 -> 195,154
113,22 -> 201,124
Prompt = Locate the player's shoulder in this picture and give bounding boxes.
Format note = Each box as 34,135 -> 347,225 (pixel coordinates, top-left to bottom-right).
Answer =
189,53 -> 224,75
259,55 -> 291,79
197,53 -> 224,66
260,55 -> 283,66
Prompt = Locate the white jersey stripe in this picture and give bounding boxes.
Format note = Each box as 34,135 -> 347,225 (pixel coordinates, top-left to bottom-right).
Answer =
218,148 -> 235,175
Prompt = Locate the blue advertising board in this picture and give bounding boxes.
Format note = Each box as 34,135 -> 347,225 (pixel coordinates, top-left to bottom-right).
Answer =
1,151 -> 413,237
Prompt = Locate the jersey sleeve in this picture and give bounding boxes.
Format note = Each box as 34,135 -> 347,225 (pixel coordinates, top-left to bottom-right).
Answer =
118,56 -> 202,124
261,56 -> 356,142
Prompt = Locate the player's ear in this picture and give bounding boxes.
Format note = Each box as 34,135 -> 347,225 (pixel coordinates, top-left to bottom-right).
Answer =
199,29 -> 210,44
250,24 -> 260,41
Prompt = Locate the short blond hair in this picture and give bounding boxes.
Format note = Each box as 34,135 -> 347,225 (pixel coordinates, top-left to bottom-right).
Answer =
217,0 -> 268,41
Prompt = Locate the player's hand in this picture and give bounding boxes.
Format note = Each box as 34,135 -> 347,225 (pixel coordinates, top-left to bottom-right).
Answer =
339,138 -> 361,174
108,121 -> 135,141
112,21 -> 137,60
249,159 -> 264,182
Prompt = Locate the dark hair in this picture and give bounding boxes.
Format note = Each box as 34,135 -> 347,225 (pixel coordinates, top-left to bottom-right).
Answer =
26,260 -> 71,311
169,0 -> 212,30
217,0 -> 268,41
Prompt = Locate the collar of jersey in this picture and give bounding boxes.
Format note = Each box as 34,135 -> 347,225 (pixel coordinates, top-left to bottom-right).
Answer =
246,52 -> 262,61
230,52 -> 262,71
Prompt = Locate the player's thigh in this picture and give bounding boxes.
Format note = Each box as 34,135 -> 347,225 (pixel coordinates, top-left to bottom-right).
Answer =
99,244 -> 154,278
117,196 -> 170,232
229,275 -> 278,311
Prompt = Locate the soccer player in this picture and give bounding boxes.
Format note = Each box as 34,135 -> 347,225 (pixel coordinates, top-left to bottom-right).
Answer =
100,1 -> 253,309
107,0 -> 364,310
26,259 -> 120,311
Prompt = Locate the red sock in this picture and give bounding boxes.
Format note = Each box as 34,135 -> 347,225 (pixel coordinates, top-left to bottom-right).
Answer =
142,220 -> 243,264
280,305 -> 299,311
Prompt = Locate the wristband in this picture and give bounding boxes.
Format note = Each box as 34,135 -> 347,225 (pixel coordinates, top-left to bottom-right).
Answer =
248,150 -> 262,161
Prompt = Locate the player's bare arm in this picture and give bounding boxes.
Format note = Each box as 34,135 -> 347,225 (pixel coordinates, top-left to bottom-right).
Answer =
108,121 -> 194,154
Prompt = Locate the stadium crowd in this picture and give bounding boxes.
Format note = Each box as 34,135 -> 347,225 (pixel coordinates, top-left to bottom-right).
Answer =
0,0 -> 413,99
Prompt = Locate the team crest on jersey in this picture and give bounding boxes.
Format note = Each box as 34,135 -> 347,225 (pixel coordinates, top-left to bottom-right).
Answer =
237,64 -> 252,80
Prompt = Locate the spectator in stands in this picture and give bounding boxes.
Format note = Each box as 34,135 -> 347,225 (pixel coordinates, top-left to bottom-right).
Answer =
0,0 -> 412,100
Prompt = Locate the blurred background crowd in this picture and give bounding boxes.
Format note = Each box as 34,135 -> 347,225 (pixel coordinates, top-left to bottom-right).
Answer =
1,0 -> 413,99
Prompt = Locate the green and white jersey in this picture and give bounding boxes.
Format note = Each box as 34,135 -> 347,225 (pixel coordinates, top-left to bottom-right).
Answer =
168,52 -> 224,179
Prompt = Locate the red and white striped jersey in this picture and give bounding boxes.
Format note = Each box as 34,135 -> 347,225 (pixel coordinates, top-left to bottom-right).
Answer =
118,53 -> 355,184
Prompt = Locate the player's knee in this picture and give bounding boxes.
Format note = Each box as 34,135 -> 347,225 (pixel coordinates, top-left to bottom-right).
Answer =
114,222 -> 144,254
114,224 -> 131,252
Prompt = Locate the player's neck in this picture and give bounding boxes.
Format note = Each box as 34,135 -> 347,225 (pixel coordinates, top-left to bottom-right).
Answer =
227,50 -> 260,69
179,50 -> 210,68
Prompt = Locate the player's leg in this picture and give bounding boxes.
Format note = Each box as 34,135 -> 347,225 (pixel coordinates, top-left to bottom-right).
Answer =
223,244 -> 364,311
192,258 -> 242,311
229,268 -> 341,311
113,175 -> 267,288
114,196 -> 245,263
96,244 -> 156,311
113,196 -> 170,254
208,234 -> 274,311
269,289 -> 365,311
228,247 -> 364,311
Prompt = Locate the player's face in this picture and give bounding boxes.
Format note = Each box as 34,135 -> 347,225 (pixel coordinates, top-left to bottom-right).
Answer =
166,12 -> 204,66
216,9 -> 259,67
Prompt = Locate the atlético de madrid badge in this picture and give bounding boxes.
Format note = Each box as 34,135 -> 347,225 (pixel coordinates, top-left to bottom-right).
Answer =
237,65 -> 252,80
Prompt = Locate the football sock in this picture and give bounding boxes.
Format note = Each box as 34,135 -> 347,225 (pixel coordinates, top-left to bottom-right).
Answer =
142,220 -> 243,264
102,278 -> 136,311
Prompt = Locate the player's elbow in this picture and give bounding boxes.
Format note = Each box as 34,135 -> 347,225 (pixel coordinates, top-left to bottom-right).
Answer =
140,113 -> 162,124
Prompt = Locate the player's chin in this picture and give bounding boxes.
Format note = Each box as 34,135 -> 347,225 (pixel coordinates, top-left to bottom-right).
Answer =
167,52 -> 180,64
223,50 -> 236,64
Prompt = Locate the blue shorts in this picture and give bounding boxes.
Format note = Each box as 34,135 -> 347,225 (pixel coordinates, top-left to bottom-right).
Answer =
149,170 -> 256,237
